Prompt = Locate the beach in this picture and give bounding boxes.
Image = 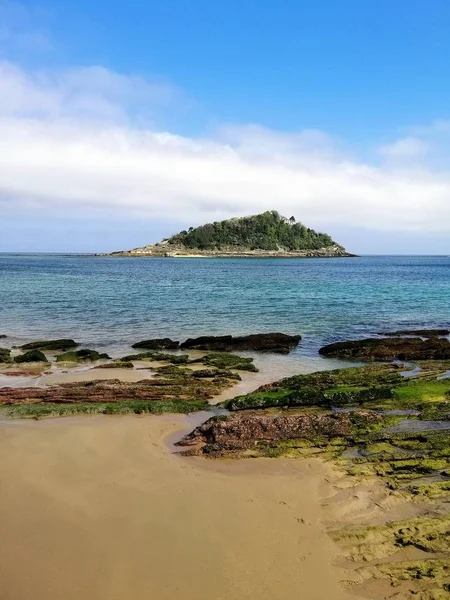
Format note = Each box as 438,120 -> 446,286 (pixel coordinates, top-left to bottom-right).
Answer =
0,414 -> 359,600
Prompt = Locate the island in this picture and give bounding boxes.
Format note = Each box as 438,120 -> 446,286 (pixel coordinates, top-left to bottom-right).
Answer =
103,210 -> 355,258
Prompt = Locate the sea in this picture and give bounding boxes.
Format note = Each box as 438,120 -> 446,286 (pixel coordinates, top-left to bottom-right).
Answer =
1,254 -> 450,379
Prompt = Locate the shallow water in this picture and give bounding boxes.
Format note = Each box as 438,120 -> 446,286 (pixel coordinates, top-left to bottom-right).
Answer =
1,254 -> 450,379
387,420 -> 450,433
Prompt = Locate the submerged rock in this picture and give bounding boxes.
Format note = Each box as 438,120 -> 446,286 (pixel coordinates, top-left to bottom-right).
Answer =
132,338 -> 179,350
181,332 -> 301,353
21,339 -> 78,351
14,350 -> 47,363
377,329 -> 450,337
319,337 -> 450,361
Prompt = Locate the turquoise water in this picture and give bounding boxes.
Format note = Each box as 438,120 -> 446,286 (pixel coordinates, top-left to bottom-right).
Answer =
1,255 -> 449,362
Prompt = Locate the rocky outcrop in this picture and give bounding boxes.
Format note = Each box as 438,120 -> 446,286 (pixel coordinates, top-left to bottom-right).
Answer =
96,361 -> 134,369
319,337 -> 450,361
20,339 -> 78,351
14,350 -> 48,363
132,338 -> 180,350
177,411 -> 381,456
121,351 -> 189,363
180,333 -> 301,353
0,371 -> 235,405
196,353 -> 258,371
56,349 -> 109,362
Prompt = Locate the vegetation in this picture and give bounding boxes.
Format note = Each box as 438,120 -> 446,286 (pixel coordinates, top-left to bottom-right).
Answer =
0,399 -> 210,419
56,349 -> 109,362
199,352 -> 258,372
167,211 -> 336,251
121,351 -> 189,363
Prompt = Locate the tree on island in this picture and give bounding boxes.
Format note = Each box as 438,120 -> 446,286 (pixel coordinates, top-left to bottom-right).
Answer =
168,210 -> 336,251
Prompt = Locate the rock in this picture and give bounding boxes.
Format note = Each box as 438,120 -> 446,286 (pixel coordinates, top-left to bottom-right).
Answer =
131,338 -> 179,350
319,337 -> 450,361
377,329 -> 450,337
0,334 -> 7,339
180,332 -> 301,353
0,348 -> 12,363
200,353 -> 258,372
21,339 -> 78,351
121,351 -> 188,364
56,349 -> 102,362
177,411 -> 381,455
14,350 -> 47,363
96,361 -> 134,369
0,371 -> 234,405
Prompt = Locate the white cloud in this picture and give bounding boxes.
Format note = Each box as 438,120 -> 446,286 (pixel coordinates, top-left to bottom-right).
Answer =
379,136 -> 429,161
1,60 -> 450,234
0,61 -> 180,122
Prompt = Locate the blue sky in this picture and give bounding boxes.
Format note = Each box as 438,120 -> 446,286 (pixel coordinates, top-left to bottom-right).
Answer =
1,0 -> 450,253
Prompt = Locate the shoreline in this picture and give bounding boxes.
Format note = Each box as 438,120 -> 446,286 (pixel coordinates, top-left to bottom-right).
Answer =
99,251 -> 358,258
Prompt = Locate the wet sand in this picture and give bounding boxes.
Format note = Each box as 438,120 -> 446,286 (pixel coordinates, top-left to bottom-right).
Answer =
0,414 -> 360,600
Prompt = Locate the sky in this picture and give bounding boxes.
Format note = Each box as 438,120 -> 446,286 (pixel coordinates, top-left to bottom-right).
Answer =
1,0 -> 450,253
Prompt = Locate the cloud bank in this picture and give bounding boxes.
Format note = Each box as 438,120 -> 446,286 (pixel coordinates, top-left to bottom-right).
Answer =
1,59 -> 450,237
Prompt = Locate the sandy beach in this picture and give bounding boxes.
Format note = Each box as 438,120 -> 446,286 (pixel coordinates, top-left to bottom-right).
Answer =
0,414 -> 360,600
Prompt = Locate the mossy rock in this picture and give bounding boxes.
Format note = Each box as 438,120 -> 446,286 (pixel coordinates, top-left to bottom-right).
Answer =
21,339 -> 78,351
56,349 -> 103,362
14,350 -> 47,363
0,348 -> 12,363
202,353 -> 258,372
121,351 -> 189,364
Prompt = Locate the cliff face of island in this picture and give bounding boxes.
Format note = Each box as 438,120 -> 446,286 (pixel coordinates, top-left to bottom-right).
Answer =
105,211 -> 355,258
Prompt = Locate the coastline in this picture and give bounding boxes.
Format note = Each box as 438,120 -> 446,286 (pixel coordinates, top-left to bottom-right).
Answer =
100,248 -> 357,258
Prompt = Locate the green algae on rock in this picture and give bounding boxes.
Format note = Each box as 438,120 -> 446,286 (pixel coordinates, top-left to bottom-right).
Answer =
14,349 -> 48,363
121,351 -> 189,363
0,348 -> 12,363
199,353 -> 258,372
0,399 -> 210,420
96,361 -> 134,369
330,516 -> 450,597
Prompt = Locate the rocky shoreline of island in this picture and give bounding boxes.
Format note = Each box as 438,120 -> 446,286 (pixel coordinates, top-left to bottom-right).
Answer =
100,243 -> 356,259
